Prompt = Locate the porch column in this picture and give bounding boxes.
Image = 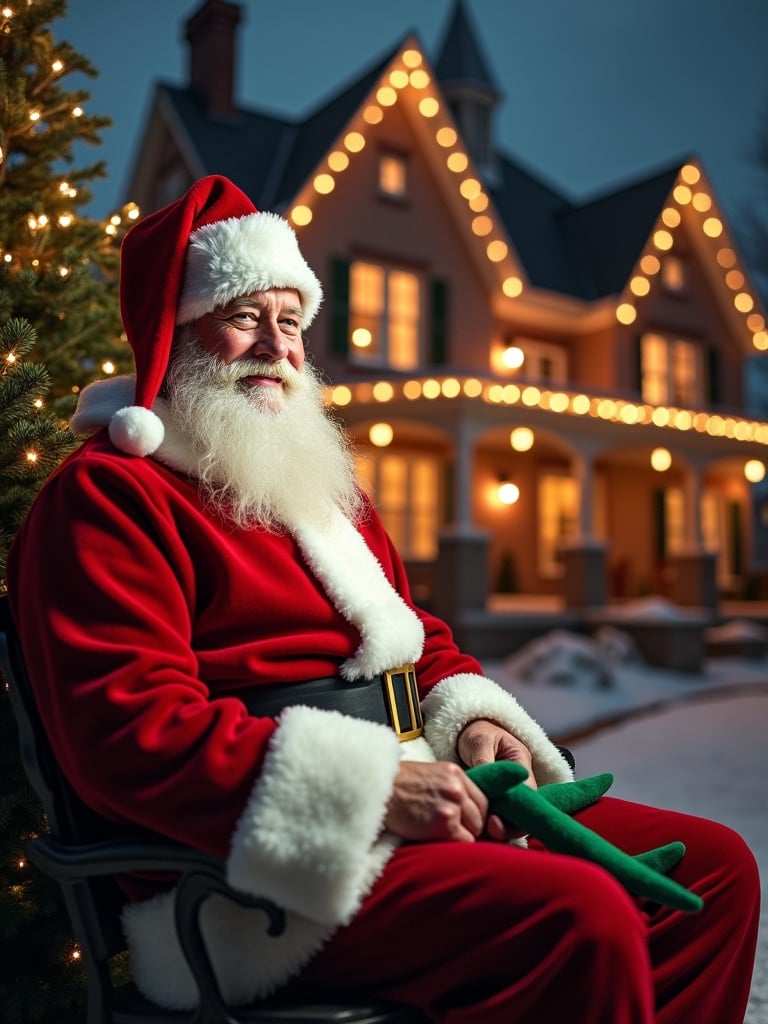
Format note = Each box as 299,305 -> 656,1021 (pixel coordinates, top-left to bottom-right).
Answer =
433,420 -> 490,624
562,452 -> 607,609
669,465 -> 718,612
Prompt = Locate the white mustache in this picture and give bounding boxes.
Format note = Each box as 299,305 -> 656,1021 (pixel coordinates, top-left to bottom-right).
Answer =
212,358 -> 300,387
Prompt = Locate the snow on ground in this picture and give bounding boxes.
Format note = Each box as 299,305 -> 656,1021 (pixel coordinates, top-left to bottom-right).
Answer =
482,626 -> 768,1023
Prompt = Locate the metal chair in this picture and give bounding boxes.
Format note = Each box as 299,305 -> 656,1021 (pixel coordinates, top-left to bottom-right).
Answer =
0,595 -> 426,1024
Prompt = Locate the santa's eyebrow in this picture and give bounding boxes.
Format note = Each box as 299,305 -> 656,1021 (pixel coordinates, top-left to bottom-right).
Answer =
228,298 -> 304,317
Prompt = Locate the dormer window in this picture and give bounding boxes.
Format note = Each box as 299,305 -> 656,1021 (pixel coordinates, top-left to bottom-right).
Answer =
662,255 -> 686,293
379,152 -> 407,198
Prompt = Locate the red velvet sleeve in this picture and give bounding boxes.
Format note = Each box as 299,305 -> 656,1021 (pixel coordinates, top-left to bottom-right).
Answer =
7,444 -> 277,860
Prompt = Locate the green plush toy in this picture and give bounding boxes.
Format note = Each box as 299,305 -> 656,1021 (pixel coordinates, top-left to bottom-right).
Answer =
466,761 -> 703,914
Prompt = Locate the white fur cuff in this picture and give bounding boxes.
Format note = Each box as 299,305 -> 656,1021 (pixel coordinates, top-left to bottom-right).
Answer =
422,674 -> 574,785
227,705 -> 402,925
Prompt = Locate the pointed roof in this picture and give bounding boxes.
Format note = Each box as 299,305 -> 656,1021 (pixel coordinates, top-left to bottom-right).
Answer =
433,0 -> 499,94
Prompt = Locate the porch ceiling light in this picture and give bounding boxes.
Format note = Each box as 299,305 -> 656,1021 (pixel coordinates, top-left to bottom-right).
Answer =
510,427 -> 534,451
369,422 -> 394,447
745,459 -> 766,483
650,447 -> 672,472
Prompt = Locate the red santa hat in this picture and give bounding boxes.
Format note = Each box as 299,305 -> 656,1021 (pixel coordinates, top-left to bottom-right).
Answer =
111,174 -> 323,457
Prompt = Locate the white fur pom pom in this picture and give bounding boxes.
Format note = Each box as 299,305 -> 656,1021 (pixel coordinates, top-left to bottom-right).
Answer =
108,406 -> 165,457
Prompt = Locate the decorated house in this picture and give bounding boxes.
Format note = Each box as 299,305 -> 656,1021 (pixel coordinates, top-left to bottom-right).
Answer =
123,0 -> 768,656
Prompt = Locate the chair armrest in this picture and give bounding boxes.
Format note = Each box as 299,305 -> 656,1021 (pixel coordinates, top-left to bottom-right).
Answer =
27,835 -> 286,1022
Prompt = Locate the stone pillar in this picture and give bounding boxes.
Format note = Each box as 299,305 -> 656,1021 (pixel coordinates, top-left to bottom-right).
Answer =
433,529 -> 490,624
561,540 -> 608,609
668,550 -> 718,612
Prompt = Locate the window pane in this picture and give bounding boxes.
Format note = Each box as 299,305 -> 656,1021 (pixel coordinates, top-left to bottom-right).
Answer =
350,263 -> 384,361
380,154 -> 406,196
388,271 -> 419,370
538,475 -> 577,578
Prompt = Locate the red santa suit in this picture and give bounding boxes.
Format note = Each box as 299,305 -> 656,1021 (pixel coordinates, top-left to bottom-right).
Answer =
8,374 -> 575,1008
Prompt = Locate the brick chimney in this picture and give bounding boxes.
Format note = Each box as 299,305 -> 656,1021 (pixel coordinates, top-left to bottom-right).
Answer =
185,0 -> 242,117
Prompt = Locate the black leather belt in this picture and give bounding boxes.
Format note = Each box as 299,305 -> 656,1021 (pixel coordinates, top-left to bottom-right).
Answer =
223,664 -> 424,742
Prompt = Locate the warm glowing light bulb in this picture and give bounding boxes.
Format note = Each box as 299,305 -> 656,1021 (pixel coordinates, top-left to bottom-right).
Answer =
369,423 -> 394,447
436,127 -> 457,147
486,240 -> 508,262
52,59 -> 64,72
502,345 -> 524,369
313,173 -> 335,194
290,206 -> 312,226
640,254 -> 661,275
331,385 -> 352,406
25,450 -> 38,463
502,276 -> 523,298
703,217 -> 723,238
630,276 -> 650,296
72,106 -> 83,117
447,152 -> 469,172
418,97 -> 439,117
373,381 -> 394,402
498,482 -> 520,505
402,49 -> 422,68
352,328 -> 372,349
650,447 -> 672,472
102,361 -> 116,375
363,105 -> 383,125
745,460 -> 766,483
510,427 -> 534,452
472,215 -> 492,236
616,303 -> 637,324
344,132 -> 365,152
376,86 -> 397,106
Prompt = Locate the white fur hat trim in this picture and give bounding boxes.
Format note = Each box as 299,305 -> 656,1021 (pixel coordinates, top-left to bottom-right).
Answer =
176,211 -> 323,327
108,405 -> 166,457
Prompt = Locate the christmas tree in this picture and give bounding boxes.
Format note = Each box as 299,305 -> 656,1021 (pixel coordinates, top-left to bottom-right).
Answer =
0,2 -> 138,1019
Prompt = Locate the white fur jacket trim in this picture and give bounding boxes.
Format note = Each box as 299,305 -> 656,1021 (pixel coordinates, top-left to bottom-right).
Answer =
124,705 -> 402,1010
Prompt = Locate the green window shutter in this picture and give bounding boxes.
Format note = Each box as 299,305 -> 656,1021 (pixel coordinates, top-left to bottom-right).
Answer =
654,488 -> 666,560
331,258 -> 351,356
707,347 -> 720,406
729,500 -> 743,576
429,278 -> 449,365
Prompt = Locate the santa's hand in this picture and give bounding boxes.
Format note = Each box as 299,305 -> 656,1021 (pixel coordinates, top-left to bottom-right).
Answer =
384,760 -> 488,843
458,719 -> 536,841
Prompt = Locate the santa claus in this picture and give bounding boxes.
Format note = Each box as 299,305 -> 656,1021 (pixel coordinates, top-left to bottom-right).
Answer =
7,176 -> 759,1023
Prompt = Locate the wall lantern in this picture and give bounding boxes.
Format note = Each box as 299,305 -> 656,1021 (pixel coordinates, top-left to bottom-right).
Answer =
501,345 -> 524,370
497,477 -> 520,505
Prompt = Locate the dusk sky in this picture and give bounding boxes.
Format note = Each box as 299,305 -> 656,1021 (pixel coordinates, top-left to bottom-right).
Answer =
59,0 -> 768,277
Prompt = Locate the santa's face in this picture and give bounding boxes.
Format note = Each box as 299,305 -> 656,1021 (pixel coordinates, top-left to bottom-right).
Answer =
193,288 -> 306,410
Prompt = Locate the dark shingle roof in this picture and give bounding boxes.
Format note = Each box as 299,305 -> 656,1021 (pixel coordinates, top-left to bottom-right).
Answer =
434,0 -> 500,95
160,9 -> 682,302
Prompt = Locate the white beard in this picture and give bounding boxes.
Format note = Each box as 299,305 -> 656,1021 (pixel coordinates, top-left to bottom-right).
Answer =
163,328 -> 363,531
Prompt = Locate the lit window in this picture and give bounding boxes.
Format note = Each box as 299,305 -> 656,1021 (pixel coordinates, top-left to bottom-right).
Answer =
379,153 -> 407,197
640,333 -> 701,406
356,451 -> 441,559
661,256 -> 686,292
537,474 -> 577,578
349,261 -> 420,370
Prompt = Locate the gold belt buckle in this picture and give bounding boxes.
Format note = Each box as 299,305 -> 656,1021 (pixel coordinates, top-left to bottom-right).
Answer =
381,664 -> 423,742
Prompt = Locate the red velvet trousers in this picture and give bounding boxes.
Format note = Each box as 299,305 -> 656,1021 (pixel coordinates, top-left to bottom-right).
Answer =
294,797 -> 760,1023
